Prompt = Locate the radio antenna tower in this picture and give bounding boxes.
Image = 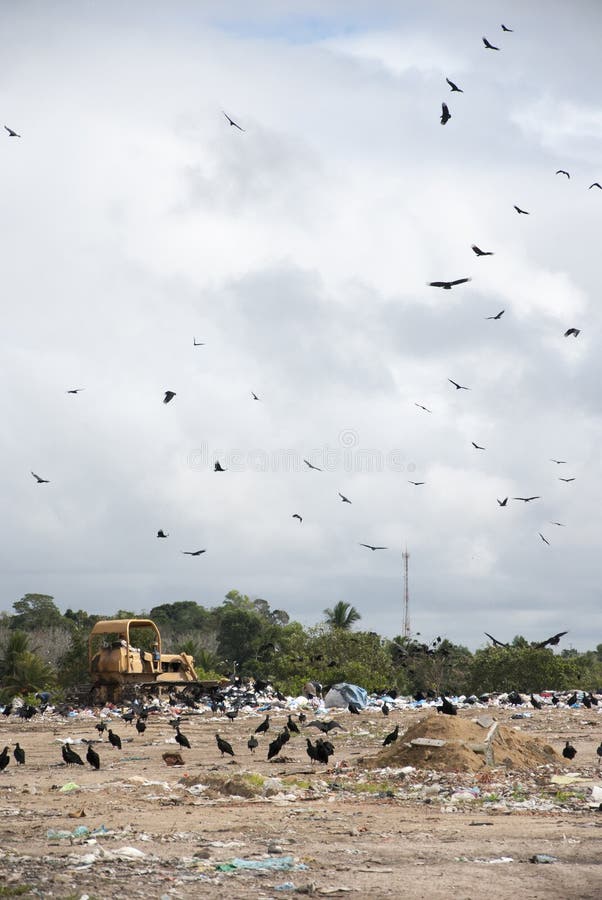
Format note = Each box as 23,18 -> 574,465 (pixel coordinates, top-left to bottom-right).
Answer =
402,547 -> 410,638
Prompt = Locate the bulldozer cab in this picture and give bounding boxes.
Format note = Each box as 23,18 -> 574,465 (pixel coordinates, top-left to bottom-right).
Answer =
89,619 -> 163,678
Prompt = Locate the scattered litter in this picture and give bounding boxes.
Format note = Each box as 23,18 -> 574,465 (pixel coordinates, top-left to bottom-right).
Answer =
47,826 -> 90,840
530,854 -> 558,864
59,782 -> 81,793
215,856 -> 308,872
274,884 -> 296,892
68,808 -> 87,818
162,751 -> 185,767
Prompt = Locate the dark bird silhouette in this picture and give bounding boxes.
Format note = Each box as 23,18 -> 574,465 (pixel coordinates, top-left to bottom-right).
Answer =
292,514 -> 303,523
182,549 -> 206,555
255,715 -> 270,735
216,733 -> 235,756
562,741 -> 577,761
382,702 -> 390,717
438,696 -> 457,716
359,543 -> 388,551
530,694 -> 543,710
31,471 -> 50,483
501,24 -> 513,32
66,388 -> 85,394
214,461 -> 226,472
339,492 -> 352,502
163,390 -> 176,404
317,738 -> 335,763
175,727 -> 191,749
348,702 -> 361,715
135,719 -> 146,735
0,747 -> 10,771
514,205 -> 530,214
298,712 -> 307,725
287,715 -> 300,735
2,703 -> 12,717
532,631 -> 568,649
446,78 -> 463,92
408,481 -> 425,486
267,736 -> 284,760
223,111 -> 245,131
472,245 -> 494,256
307,719 -> 345,733
483,37 -> 500,50
440,103 -> 451,125
157,530 -> 169,538
383,725 -> 399,746
121,710 -> 136,725
95,722 -> 106,734
304,459 -> 322,471
485,632 -> 509,648
556,170 -> 570,178
62,743 -> 84,766
251,392 -> 260,401
448,379 -> 470,390
86,743 -> 100,770
559,477 -> 576,482
497,498 -> 508,507
472,442 -> 485,450
108,730 -> 122,750
225,709 -> 238,722
430,277 -> 471,290
513,496 -> 540,502
247,735 -> 258,752
306,738 -> 320,764
538,532 -> 550,546
13,744 -> 25,765
193,338 -> 204,346
415,403 -> 432,413
4,125 -> 20,137
564,328 -> 580,337
550,521 -> 566,527
589,182 -> 602,190
486,310 -> 505,320
596,742 -> 602,763
550,459 -> 567,464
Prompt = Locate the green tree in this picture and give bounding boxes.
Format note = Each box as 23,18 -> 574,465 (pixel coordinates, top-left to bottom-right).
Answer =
468,646 -> 580,694
323,601 -> 361,631
0,630 -> 57,700
11,594 -> 64,631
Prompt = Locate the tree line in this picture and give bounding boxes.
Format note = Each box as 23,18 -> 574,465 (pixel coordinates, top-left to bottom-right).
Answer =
1,591 -> 601,703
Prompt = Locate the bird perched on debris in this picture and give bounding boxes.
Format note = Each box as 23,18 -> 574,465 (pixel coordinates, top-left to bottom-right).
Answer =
562,741 -> 577,760
247,735 -> 258,753
383,725 -> 399,747
348,702 -> 361,715
255,715 -> 270,734
438,696 -> 457,716
62,743 -> 84,766
0,747 -> 9,771
86,742 -> 100,770
175,727 -> 191,749
216,733 -> 234,757
108,729 -> 122,750
530,695 -> 543,710
13,743 -> 25,765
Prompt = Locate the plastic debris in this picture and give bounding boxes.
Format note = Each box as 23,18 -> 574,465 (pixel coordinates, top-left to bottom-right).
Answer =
274,884 -> 296,892
47,825 -> 90,840
59,782 -> 81,792
530,854 -> 558,864
215,856 -> 308,872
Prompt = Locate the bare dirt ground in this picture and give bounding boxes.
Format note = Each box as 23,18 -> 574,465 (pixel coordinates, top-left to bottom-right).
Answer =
1,705 -> 602,899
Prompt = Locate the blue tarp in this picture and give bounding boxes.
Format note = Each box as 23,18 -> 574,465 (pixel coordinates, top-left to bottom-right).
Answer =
324,682 -> 368,708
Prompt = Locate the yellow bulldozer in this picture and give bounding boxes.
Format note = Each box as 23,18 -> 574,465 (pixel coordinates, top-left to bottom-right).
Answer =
79,618 -> 221,704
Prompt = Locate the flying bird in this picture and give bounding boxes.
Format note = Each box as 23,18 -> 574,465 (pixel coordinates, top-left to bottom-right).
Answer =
415,403 -> 432,412
214,461 -> 226,472
472,442 -> 485,450
497,498 -> 508,507
564,328 -> 580,337
440,103 -> 451,125
304,459 -> 323,471
501,24 -> 514,32
472,245 -> 494,256
157,530 -> 169,538
446,78 -> 463,92
429,277 -> 471,290
486,310 -> 504,320
182,549 -> 206,556
163,390 -> 176,404
66,388 -> 85,394
4,125 -> 20,137
448,379 -> 470,390
558,477 -> 576,482
514,205 -> 530,214
556,170 -> 570,178
550,459 -> 567,464
359,543 -> 388,551
533,631 -> 568,649
292,514 -> 303,523
408,481 -> 425,486
222,111 -> 244,131
485,632 -> 509,648
513,496 -> 540,502
550,522 -> 566,527
31,472 -> 49,484
589,182 -> 602,190
482,37 -> 500,50
338,492 -> 352,503
251,392 -> 260,400
538,532 -> 550,546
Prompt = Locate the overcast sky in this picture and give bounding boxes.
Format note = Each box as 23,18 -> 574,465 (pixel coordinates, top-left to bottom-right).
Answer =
1,0 -> 601,650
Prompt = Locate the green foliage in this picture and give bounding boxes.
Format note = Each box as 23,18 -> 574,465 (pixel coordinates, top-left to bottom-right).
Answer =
323,601 -> 361,631
0,630 -> 57,701
468,646 -> 581,693
57,628 -> 89,687
11,594 -> 64,631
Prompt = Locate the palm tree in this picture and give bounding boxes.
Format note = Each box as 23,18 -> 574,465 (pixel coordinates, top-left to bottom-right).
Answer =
323,601 -> 361,631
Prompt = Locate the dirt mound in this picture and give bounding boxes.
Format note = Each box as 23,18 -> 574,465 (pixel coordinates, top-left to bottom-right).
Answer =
363,712 -> 559,772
